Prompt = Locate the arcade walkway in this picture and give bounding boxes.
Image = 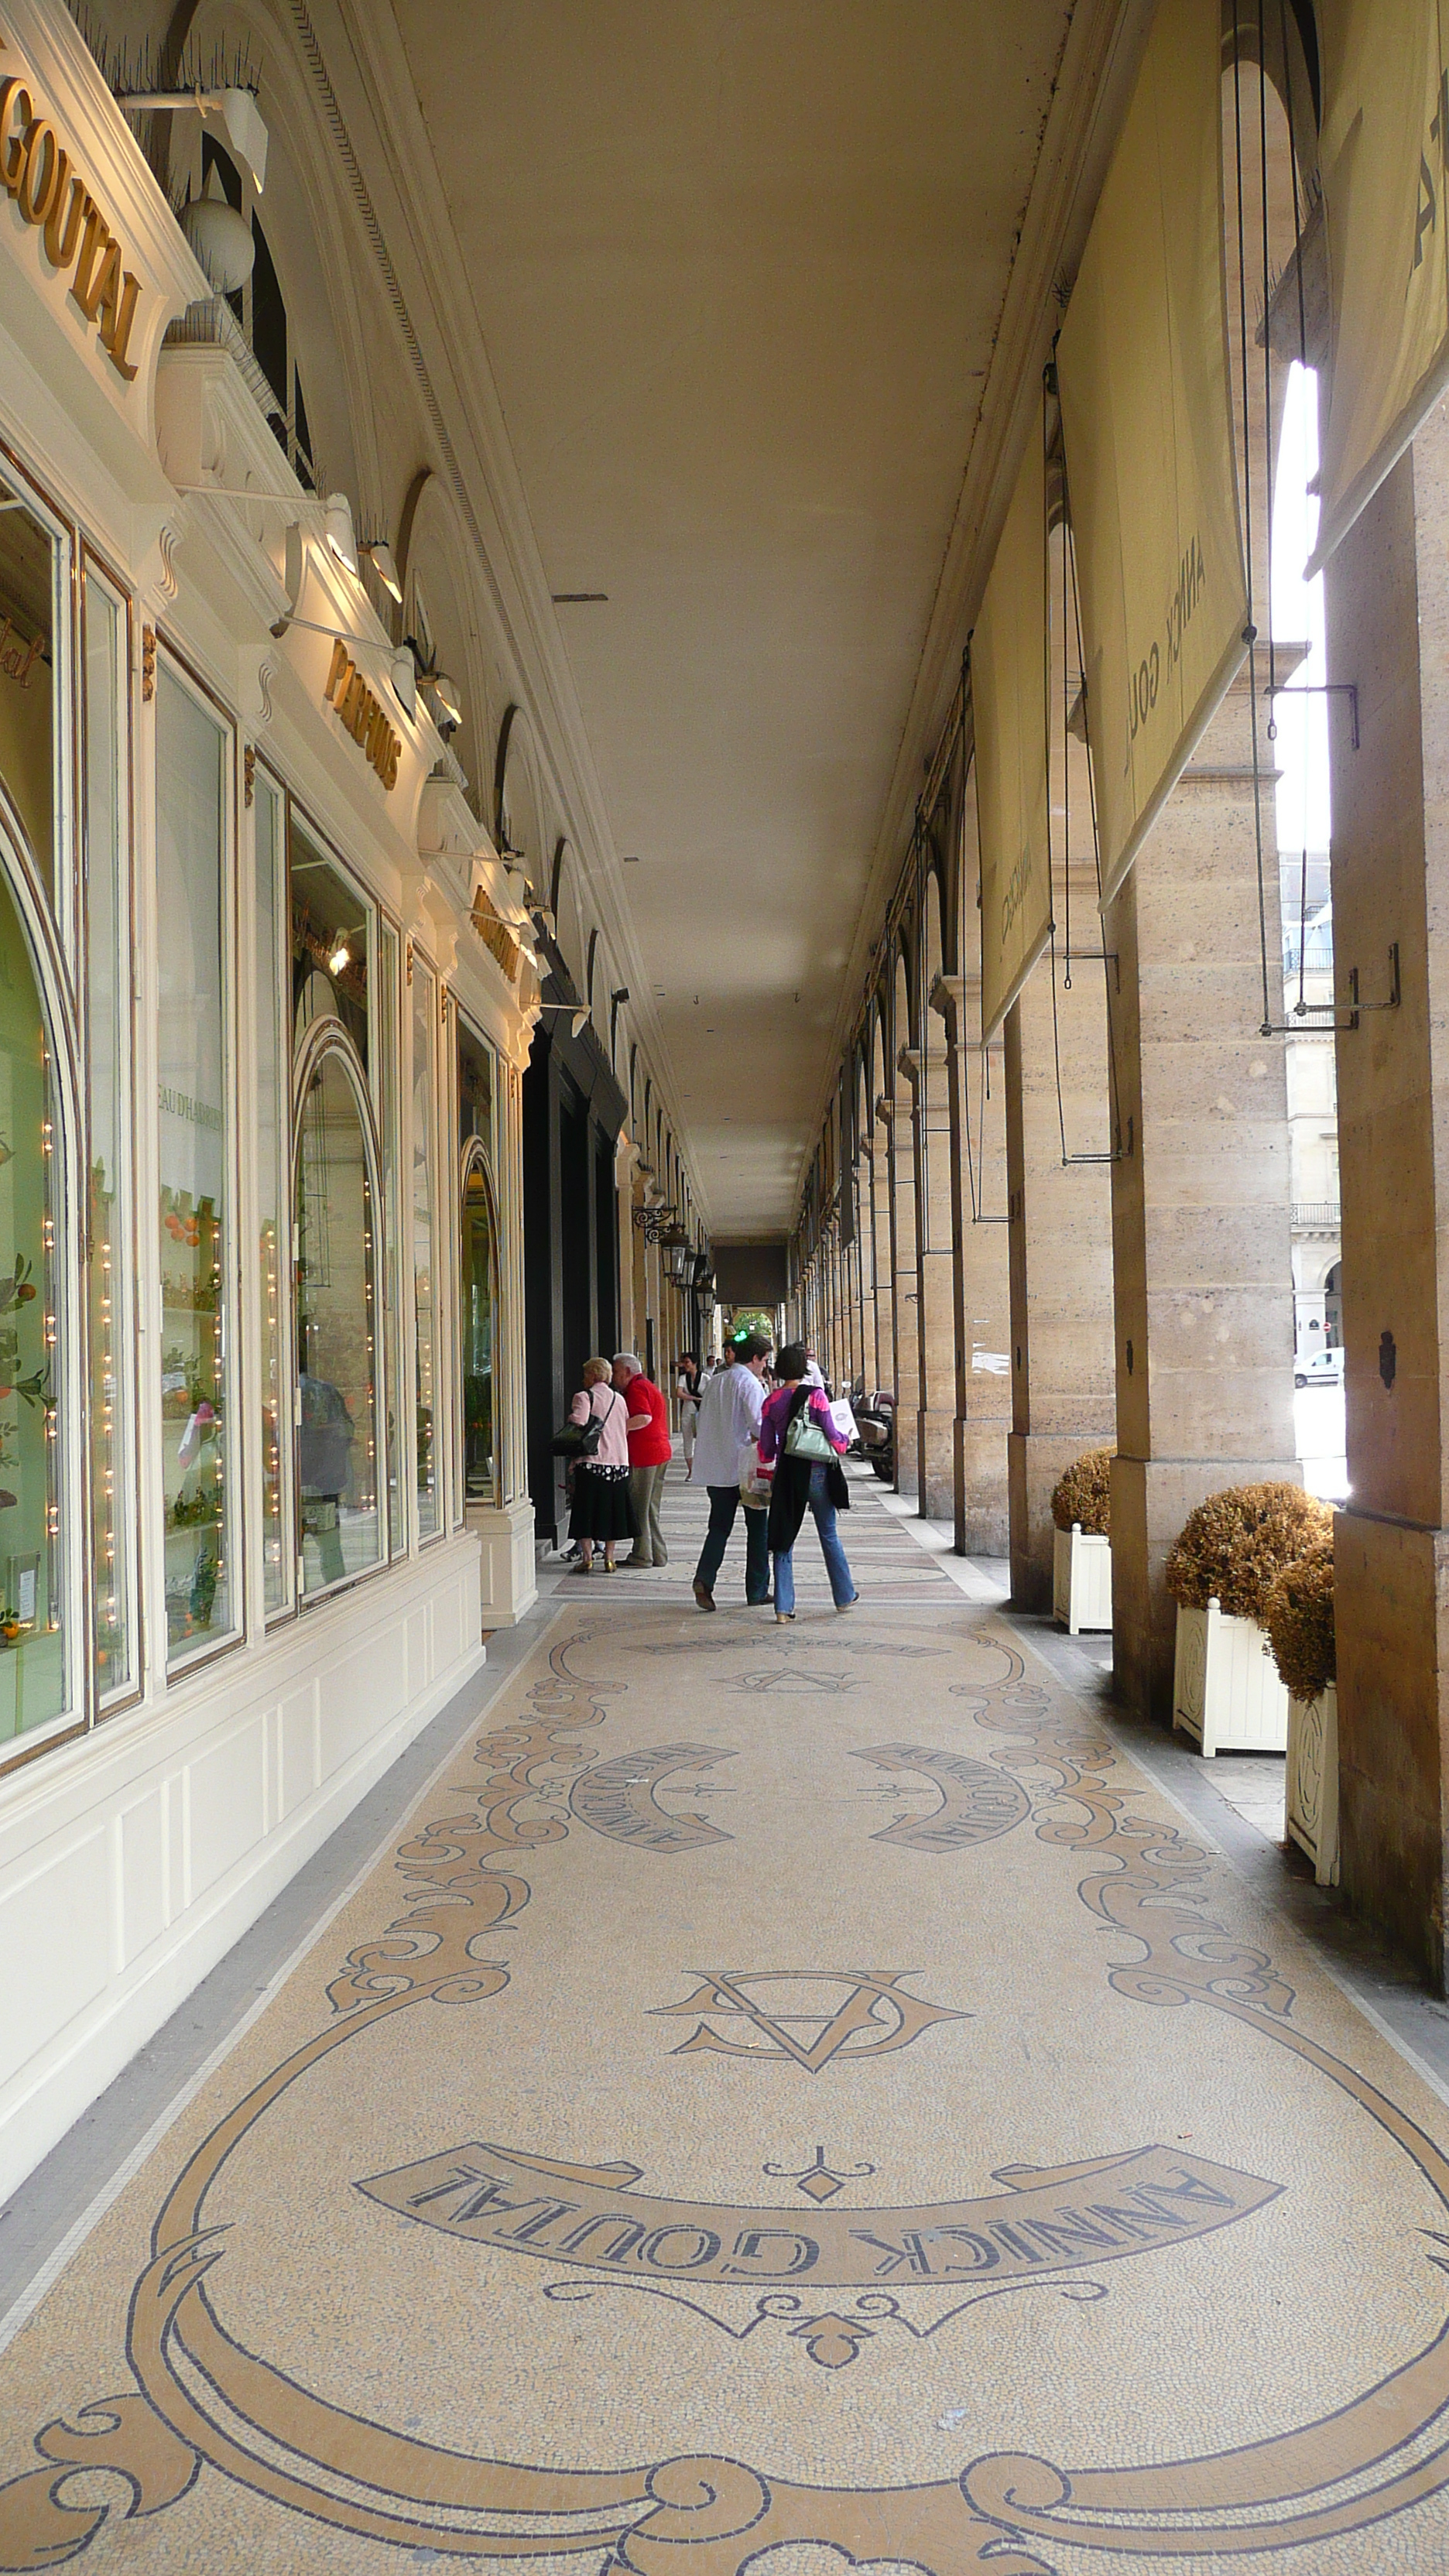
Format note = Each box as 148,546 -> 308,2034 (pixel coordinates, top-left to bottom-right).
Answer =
4,1471 -> 1449,2570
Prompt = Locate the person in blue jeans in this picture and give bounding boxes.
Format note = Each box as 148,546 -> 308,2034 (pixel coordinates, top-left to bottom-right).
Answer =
759,1345 -> 857,1621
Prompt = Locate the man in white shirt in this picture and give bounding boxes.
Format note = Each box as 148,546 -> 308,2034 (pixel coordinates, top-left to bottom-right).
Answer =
691,1331 -> 772,1609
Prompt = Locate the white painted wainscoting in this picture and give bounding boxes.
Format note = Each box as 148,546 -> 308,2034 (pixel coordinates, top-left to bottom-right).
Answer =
0,1536 -> 485,2201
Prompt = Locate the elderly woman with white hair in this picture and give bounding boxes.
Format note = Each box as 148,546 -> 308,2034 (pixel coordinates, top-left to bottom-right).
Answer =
565,1357 -> 631,1573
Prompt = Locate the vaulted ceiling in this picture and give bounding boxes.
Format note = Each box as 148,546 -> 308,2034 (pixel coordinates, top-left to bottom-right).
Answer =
390,0 -> 1109,1233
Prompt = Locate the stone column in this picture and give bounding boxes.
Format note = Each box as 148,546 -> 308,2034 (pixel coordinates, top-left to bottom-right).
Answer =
870,1124 -> 893,1396
879,1091 -> 917,1493
1104,663 -> 1297,1725
1324,410 -> 1449,1986
1003,942 -> 1116,1608
906,1036 -> 962,1522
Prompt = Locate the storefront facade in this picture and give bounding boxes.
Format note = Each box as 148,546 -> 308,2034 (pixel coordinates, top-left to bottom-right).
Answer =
0,0 -> 547,2197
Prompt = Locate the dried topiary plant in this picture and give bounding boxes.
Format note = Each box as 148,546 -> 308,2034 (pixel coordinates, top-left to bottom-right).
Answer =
1264,1540 -> 1335,1701
1050,1449 -> 1114,1536
1165,1482 -> 1333,1625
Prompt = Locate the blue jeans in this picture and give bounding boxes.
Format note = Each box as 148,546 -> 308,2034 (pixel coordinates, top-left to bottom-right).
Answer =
696,1485 -> 770,1604
773,1464 -> 856,1613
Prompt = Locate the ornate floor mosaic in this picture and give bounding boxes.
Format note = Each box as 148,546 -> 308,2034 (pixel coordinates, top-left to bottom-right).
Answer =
4,1478 -> 1449,2569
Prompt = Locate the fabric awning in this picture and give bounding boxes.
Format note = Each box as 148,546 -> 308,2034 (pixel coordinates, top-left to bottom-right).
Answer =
975,400 -> 1050,1043
1057,0 -> 1249,908
1308,1 -> 1449,574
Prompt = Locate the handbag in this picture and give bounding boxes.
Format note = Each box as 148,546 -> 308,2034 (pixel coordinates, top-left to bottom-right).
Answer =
784,1392 -> 834,1462
550,1389 -> 616,1459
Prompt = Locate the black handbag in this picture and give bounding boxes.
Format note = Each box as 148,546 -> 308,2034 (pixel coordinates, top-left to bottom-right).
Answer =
550,1388 -> 616,1459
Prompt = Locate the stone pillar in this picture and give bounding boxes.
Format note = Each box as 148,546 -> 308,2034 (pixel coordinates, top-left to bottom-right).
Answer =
906,1035 -> 961,1522
870,1127 -> 893,1396
1003,943 -> 1116,1608
1324,410 -> 1449,1986
1104,664 -> 1297,1725
879,1091 -> 917,1493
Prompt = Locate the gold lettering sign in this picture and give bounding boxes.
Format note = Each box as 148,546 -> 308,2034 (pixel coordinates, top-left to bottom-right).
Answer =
0,39 -> 143,382
323,636 -> 401,790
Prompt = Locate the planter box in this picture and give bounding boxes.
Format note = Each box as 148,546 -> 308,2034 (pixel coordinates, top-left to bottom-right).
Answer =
1172,1599 -> 1288,1756
1286,1683 -> 1340,1884
1053,1524 -> 1112,1634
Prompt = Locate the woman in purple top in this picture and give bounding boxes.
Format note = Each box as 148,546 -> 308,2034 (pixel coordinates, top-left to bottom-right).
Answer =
758,1343 -> 858,1622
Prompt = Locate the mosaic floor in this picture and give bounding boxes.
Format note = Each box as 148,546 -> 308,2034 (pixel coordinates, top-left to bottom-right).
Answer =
4,1469 -> 1449,2571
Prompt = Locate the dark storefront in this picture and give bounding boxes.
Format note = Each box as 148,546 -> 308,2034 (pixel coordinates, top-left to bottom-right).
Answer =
522,992 -> 625,1548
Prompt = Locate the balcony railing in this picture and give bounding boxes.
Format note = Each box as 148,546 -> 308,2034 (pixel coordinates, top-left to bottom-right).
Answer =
1292,1202 -> 1341,1231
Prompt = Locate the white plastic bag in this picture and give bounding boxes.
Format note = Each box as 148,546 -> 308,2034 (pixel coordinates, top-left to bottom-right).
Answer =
827,1396 -> 858,1446
738,1439 -> 772,1508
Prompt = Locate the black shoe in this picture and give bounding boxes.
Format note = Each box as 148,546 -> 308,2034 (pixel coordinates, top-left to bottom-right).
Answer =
694,1581 -> 716,1612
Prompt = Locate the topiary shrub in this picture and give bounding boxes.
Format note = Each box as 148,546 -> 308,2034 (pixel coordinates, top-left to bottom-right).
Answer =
1050,1449 -> 1114,1537
1164,1482 -> 1333,1625
1264,1540 -> 1335,1701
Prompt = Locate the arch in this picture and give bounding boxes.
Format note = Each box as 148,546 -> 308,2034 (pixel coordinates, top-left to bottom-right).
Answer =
292,1016 -> 385,1596
492,701 -> 548,892
405,471 -> 491,808
165,0 -> 370,507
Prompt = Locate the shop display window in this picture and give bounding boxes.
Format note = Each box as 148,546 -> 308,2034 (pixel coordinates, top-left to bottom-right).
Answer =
461,1142 -> 498,1506
412,950 -> 439,1537
83,571 -> 136,1700
0,863 -> 68,1745
458,1017 -> 494,1162
255,777 -> 290,1616
155,666 -> 234,1667
294,1033 -> 382,1596
290,820 -> 370,1070
0,471 -> 66,919
377,918 -> 405,1557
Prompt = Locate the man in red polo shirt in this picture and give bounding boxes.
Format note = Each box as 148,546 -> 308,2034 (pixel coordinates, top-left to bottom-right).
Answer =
613,1351 -> 672,1567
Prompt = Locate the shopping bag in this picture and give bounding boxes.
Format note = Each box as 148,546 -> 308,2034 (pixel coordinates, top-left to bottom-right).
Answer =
827,1396 -> 858,1446
738,1439 -> 772,1508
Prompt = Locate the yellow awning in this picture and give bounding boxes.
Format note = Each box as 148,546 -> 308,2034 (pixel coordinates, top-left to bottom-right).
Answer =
1309,0 -> 1449,573
1057,0 -> 1249,907
975,399 -> 1050,1042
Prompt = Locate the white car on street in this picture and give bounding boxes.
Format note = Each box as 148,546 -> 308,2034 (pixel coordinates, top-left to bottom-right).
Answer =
1295,1347 -> 1345,1389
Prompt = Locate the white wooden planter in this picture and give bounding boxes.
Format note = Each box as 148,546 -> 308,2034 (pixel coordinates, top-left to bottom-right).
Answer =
1172,1599 -> 1289,1756
1053,1524 -> 1112,1634
1286,1683 -> 1340,1884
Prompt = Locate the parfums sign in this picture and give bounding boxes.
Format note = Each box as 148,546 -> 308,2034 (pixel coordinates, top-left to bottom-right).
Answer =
324,637 -> 401,790
0,39 -> 144,381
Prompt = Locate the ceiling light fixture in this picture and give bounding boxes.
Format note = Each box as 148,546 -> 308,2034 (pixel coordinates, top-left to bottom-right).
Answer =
359,538 -> 403,604
328,940 -> 351,976
118,84 -> 269,193
323,492 -> 358,577
425,670 -> 462,728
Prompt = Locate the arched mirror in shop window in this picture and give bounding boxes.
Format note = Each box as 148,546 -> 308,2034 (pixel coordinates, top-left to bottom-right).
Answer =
293,1023 -> 384,1597
0,835 -> 72,1746
460,1140 -> 498,1507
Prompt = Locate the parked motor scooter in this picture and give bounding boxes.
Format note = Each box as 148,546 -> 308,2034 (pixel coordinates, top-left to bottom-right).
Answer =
854,1387 -> 896,1483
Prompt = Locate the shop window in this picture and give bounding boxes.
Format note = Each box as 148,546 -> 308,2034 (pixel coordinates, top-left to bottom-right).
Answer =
255,776 -> 290,1616
83,571 -> 136,1697
412,949 -> 440,1537
0,859 -> 68,1746
294,1031 -> 382,1597
461,1143 -> 498,1506
290,821 -> 370,1069
459,1017 -> 494,1160
156,666 -> 234,1667
0,472 -> 66,916
377,918 -> 406,1556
